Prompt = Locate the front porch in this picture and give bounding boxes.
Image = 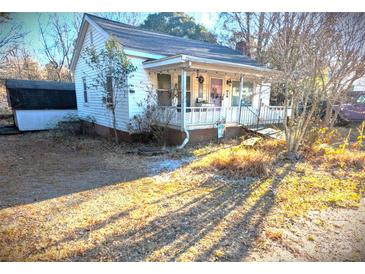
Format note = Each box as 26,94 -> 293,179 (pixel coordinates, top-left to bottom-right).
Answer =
144,54 -> 290,132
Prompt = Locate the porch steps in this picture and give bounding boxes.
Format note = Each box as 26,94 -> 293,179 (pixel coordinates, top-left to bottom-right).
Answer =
246,126 -> 285,140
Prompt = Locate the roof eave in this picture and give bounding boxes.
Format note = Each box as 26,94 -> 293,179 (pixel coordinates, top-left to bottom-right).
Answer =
143,55 -> 274,74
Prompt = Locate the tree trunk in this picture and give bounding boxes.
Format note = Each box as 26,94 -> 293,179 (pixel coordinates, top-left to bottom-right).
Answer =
112,108 -> 119,143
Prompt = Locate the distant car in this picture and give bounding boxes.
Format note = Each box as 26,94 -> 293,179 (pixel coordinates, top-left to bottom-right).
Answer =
333,93 -> 365,124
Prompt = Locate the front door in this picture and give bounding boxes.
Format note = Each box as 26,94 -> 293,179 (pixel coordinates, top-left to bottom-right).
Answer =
231,81 -> 240,106
210,78 -> 223,107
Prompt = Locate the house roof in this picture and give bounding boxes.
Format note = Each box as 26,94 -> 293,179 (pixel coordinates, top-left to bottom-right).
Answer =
83,13 -> 265,69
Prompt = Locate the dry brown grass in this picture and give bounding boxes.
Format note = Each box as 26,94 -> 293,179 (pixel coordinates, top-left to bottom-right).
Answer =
325,150 -> 365,170
191,147 -> 273,178
307,143 -> 365,171
0,132 -> 364,261
265,229 -> 283,241
256,139 -> 286,154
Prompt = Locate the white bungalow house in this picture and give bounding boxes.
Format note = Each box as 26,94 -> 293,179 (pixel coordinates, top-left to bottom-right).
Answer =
70,14 -> 288,144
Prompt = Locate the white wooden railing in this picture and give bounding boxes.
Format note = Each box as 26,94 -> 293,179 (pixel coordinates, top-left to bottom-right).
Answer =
185,106 -> 240,126
155,106 -> 181,126
156,103 -> 291,129
258,103 -> 289,125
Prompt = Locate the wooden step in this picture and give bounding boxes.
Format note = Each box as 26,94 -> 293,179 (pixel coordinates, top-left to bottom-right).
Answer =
0,125 -> 21,135
244,126 -> 285,140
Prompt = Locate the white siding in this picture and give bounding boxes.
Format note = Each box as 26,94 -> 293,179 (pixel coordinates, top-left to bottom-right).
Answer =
74,24 -> 129,131
127,57 -> 155,119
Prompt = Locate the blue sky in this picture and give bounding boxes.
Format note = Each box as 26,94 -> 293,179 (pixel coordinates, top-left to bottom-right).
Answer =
8,12 -> 220,64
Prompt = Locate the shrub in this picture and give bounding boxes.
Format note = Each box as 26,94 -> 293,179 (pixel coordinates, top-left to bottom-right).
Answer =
192,147 -> 273,178
53,115 -> 95,137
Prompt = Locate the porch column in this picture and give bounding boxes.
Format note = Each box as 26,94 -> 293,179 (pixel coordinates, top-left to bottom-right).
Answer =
238,74 -> 244,124
181,69 -> 187,131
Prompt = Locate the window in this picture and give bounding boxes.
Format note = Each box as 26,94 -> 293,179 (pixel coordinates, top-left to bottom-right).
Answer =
157,74 -> 171,90
106,76 -> 113,104
231,81 -> 253,106
82,77 -> 88,103
357,95 -> 365,104
90,29 -> 94,46
241,82 -> 253,106
157,74 -> 172,106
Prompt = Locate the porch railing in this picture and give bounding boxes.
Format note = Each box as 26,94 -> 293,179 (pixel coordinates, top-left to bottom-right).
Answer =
156,103 -> 290,128
185,106 -> 240,126
258,103 -> 289,126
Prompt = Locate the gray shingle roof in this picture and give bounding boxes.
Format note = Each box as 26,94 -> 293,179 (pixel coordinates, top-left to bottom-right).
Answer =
87,14 -> 264,68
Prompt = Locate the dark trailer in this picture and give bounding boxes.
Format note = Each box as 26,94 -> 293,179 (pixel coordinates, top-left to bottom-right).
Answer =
5,79 -> 77,131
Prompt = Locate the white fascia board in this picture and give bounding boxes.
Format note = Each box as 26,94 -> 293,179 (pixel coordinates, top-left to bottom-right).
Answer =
142,55 -> 187,69
184,55 -> 273,73
123,48 -> 166,60
143,54 -> 273,74
70,18 -> 88,72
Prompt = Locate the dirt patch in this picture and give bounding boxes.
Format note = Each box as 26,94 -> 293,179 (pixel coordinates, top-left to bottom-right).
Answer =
0,132 -> 189,209
246,199 -> 365,261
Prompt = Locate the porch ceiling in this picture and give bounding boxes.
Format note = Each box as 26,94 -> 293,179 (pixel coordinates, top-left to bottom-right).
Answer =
143,54 -> 274,77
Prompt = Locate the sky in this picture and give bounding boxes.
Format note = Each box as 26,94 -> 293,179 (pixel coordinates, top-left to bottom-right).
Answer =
7,12 -> 220,65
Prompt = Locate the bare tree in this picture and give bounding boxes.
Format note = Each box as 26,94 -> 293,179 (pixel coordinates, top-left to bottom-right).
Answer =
38,13 -> 75,82
319,14 -> 365,127
6,46 -> 43,80
267,13 -> 365,155
219,12 -> 277,62
94,12 -> 147,26
220,12 -> 365,156
83,36 -> 137,143
0,13 -> 26,73
268,14 -> 327,155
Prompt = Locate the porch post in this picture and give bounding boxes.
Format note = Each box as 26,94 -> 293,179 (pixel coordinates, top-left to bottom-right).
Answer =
181,69 -> 187,131
238,74 -> 244,124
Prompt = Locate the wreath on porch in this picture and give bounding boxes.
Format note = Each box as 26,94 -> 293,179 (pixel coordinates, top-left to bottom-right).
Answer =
197,75 -> 205,84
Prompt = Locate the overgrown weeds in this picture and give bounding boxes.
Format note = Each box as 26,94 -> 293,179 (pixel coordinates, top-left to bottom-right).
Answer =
191,146 -> 274,178
304,125 -> 365,171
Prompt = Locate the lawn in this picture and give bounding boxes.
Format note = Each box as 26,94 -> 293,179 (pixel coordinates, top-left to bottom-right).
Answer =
0,130 -> 364,261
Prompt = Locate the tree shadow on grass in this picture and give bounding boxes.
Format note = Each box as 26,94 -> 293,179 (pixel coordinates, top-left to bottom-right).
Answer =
68,162 -> 294,262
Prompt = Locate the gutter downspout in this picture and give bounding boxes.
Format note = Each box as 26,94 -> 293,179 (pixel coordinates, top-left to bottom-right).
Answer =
177,62 -> 191,149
